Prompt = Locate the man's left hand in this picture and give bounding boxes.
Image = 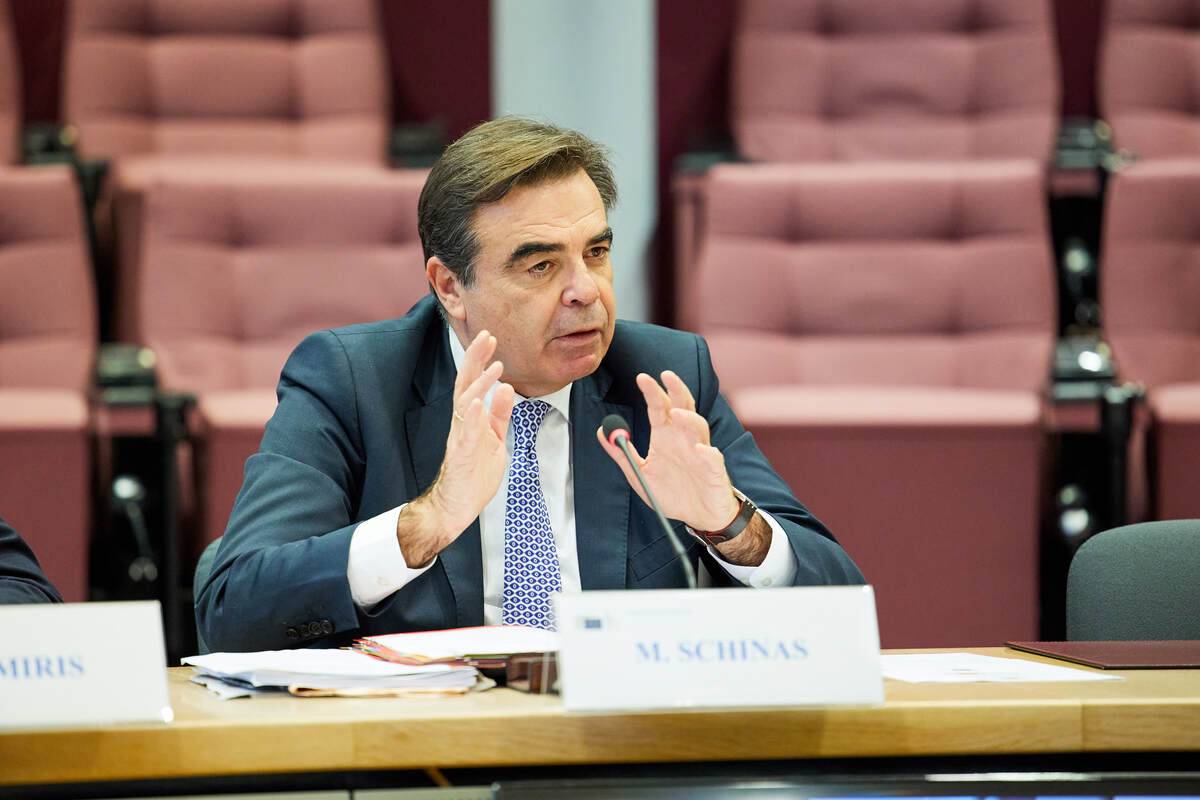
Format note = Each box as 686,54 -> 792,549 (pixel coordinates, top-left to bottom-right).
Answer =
595,370 -> 740,532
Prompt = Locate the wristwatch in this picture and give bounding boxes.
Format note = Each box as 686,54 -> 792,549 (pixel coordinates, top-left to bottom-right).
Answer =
687,488 -> 757,546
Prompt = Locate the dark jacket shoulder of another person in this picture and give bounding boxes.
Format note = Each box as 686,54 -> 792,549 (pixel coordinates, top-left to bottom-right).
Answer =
0,517 -> 64,604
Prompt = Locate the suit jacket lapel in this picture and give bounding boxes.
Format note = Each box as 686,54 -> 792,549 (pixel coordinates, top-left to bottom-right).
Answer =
405,329 -> 484,628
571,364 -> 632,590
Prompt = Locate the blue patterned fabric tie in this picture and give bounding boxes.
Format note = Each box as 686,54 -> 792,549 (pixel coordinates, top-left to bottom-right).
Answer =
501,399 -> 562,629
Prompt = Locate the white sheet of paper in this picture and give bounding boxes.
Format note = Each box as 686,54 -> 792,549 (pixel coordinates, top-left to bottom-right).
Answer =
881,652 -> 1123,683
182,648 -> 477,691
184,648 -> 454,678
365,625 -> 558,659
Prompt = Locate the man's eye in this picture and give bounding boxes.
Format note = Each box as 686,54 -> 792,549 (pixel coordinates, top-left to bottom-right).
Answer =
529,261 -> 552,274
587,246 -> 610,259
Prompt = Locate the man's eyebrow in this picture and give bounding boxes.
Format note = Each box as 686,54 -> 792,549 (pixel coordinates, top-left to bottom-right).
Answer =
504,240 -> 564,269
588,227 -> 614,246
503,227 -> 614,269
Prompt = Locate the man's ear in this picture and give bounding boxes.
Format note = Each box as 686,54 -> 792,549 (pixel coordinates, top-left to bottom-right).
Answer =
426,257 -> 467,322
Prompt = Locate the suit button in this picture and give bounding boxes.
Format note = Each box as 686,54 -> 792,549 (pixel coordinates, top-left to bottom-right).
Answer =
320,620 -> 334,635
301,622 -> 315,638
286,627 -> 299,641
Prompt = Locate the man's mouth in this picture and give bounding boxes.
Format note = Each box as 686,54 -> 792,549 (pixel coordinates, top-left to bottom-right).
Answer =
553,328 -> 602,344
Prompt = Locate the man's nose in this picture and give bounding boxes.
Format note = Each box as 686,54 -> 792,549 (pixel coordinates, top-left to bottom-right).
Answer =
562,259 -> 600,306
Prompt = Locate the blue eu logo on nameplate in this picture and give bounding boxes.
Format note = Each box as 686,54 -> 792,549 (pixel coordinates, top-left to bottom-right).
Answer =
554,586 -> 883,712
0,600 -> 172,730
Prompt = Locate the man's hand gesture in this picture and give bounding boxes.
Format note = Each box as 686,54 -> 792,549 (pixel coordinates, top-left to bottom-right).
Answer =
400,331 -> 515,566
596,370 -> 739,533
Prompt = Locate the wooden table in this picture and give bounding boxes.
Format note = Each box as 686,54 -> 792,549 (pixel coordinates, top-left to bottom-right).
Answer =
2,648 -> 1198,793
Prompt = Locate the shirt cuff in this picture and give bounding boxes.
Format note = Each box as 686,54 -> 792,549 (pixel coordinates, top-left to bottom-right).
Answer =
706,508 -> 797,588
347,504 -> 437,608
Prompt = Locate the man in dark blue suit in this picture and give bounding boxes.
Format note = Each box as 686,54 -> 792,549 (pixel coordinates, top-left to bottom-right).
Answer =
197,117 -> 863,653
0,517 -> 63,604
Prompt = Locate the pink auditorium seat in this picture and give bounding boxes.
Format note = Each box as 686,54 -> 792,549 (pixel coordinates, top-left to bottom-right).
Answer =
0,5 -> 97,602
60,0 -> 399,341
133,166 -> 429,555
63,0 -> 387,163
676,0 -> 1060,323
1102,161 -> 1200,521
1101,0 -> 1200,158
732,0 -> 1058,163
1100,3 -> 1200,520
694,162 -> 1055,647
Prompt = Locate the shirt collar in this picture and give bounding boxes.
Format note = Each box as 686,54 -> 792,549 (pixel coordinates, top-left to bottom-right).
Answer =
447,327 -> 573,420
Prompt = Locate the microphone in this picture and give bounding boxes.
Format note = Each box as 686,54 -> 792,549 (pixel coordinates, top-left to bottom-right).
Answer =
601,414 -> 697,589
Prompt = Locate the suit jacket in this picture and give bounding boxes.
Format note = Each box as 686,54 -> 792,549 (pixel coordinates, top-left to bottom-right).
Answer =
197,296 -> 864,652
0,517 -> 63,604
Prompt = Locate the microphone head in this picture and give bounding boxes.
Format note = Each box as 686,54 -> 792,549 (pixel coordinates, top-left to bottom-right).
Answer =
601,413 -> 631,447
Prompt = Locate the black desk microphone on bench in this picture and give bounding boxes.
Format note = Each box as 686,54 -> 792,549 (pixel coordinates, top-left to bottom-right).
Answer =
601,413 -> 698,589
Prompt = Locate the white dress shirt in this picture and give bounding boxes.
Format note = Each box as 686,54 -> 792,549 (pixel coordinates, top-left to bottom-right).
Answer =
346,328 -> 798,618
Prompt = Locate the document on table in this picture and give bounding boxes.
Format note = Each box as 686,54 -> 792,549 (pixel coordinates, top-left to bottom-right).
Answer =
191,673 -> 277,700
182,648 -> 480,698
881,652 -> 1124,683
356,625 -> 558,665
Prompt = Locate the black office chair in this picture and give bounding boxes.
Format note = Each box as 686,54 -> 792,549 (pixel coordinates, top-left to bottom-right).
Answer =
193,537 -> 221,655
1067,520 -> 1200,640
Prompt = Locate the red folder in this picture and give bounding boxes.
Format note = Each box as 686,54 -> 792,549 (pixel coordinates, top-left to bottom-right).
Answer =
1006,640 -> 1200,669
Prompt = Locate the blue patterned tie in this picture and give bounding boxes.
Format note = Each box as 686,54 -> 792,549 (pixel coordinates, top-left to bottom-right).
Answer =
502,399 -> 562,629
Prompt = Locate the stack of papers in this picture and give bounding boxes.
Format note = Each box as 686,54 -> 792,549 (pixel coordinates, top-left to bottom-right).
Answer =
881,652 -> 1124,683
355,625 -> 558,667
183,649 -> 481,700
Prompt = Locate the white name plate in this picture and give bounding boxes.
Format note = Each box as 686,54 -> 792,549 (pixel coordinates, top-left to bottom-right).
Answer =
555,586 -> 882,712
0,600 -> 172,730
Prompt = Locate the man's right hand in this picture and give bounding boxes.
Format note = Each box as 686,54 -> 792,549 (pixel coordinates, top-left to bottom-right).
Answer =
396,330 -> 515,567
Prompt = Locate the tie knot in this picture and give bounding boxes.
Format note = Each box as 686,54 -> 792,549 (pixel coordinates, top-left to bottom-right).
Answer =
511,399 -> 551,449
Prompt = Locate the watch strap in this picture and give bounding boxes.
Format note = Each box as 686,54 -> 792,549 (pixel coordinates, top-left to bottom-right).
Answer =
688,488 -> 757,546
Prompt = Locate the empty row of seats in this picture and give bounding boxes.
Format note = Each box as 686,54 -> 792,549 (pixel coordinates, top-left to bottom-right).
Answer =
693,162 -> 1053,647
0,0 -> 430,603
679,0 -> 1200,646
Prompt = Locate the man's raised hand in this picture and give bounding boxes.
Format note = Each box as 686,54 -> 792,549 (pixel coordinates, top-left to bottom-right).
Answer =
595,370 -> 739,533
399,330 -> 515,566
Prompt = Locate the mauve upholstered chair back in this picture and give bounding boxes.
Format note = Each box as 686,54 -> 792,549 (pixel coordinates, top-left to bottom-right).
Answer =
1102,161 -> 1200,388
732,0 -> 1059,163
0,3 -> 18,165
62,0 -> 389,162
136,171 -> 429,393
693,162 -> 1055,393
0,169 -> 97,391
1102,0 -> 1200,158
